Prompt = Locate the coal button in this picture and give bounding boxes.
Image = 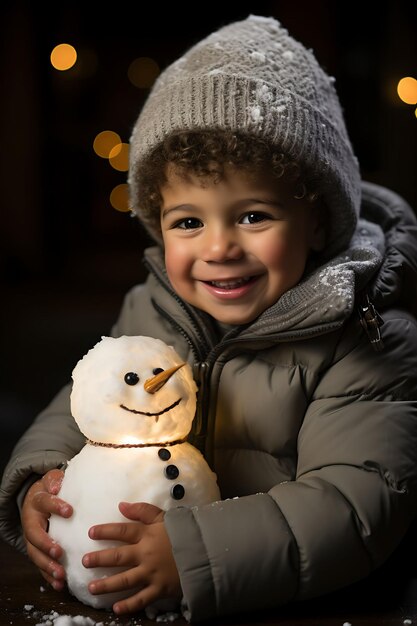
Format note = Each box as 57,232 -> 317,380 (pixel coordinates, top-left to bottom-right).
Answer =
171,484 -> 185,500
158,448 -> 171,461
165,464 -> 179,479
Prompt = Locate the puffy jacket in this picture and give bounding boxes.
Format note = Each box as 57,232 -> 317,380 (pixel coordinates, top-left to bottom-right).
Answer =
1,182 -> 417,621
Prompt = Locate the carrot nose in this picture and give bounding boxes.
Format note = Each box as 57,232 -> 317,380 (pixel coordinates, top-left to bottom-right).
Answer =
144,363 -> 186,394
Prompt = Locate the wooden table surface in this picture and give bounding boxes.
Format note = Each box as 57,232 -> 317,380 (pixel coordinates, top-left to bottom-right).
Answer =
1,537 -> 416,626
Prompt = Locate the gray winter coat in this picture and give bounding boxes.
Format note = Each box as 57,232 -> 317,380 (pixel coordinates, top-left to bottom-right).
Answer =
1,182 -> 417,621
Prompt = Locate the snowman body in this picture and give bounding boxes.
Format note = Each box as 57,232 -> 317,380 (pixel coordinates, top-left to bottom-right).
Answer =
50,442 -> 219,608
48,335 -> 220,610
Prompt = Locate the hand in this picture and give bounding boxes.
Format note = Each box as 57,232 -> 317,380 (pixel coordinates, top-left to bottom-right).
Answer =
21,469 -> 72,590
82,502 -> 182,615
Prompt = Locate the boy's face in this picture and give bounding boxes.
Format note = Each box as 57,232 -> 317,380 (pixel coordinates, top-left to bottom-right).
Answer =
160,166 -> 324,325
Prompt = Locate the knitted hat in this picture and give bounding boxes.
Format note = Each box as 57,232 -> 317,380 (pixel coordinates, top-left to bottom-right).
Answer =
128,14 -> 361,257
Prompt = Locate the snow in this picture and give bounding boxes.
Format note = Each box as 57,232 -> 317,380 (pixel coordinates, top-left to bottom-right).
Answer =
249,106 -> 263,123
250,51 -> 266,63
54,617 -> 96,626
156,612 -> 180,622
22,604 -> 139,626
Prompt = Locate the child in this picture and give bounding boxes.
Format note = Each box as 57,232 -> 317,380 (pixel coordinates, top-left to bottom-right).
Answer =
1,14 -> 417,622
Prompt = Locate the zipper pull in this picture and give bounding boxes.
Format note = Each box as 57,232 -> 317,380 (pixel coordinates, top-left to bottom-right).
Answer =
358,294 -> 384,352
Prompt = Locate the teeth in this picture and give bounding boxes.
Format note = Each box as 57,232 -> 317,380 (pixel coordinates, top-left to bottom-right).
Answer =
209,277 -> 251,289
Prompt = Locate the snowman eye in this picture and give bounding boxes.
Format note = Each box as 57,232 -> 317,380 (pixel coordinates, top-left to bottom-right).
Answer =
153,368 -> 164,375
124,372 -> 139,386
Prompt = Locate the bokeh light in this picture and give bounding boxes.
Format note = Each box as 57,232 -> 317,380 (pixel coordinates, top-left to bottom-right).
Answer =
50,44 -> 77,71
109,143 -> 129,171
128,57 -> 160,88
110,184 -> 130,212
397,77 -> 417,105
93,131 -> 121,159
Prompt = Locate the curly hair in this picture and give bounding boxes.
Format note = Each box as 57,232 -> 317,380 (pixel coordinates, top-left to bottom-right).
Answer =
131,128 -> 321,238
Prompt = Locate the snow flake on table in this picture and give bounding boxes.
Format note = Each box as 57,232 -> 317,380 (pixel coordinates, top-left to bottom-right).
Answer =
21,603 -> 143,626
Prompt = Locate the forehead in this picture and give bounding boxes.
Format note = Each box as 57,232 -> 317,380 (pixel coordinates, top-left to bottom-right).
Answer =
161,163 -> 294,200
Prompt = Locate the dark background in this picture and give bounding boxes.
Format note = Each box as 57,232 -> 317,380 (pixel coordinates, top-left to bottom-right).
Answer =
1,1 -> 416,474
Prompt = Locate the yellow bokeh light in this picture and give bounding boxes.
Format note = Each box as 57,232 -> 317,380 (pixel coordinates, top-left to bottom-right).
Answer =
50,44 -> 77,71
93,131 -> 121,159
128,57 -> 160,88
109,143 -> 129,171
397,76 -> 417,105
110,184 -> 130,212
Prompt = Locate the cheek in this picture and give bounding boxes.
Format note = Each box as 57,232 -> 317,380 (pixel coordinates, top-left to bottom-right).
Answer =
256,230 -> 309,277
254,232 -> 294,267
164,239 -> 193,284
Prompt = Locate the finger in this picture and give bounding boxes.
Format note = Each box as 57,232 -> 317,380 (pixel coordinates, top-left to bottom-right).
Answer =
43,469 -> 65,495
82,545 -> 138,569
113,585 -> 161,616
23,509 -> 65,561
40,569 -> 66,592
88,566 -> 141,596
25,526 -> 63,562
88,522 -> 141,543
118,502 -> 164,524
26,541 -> 66,582
33,492 -> 72,518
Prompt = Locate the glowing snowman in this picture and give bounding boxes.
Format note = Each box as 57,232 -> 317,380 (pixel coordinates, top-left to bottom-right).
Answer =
48,335 -> 220,610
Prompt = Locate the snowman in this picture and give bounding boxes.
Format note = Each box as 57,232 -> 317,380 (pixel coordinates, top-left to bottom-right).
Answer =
48,335 -> 220,612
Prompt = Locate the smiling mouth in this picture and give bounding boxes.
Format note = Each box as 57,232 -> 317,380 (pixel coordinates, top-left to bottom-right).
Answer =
205,276 -> 255,289
120,398 -> 181,422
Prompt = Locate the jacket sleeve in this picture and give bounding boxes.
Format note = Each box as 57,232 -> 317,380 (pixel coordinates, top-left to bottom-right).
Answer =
0,383 -> 83,551
165,310 -> 417,621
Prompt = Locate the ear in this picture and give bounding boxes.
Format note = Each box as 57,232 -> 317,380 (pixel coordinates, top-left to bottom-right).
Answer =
309,203 -> 326,252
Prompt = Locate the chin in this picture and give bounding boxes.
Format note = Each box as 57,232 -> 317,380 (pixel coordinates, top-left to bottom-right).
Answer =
214,311 -> 259,325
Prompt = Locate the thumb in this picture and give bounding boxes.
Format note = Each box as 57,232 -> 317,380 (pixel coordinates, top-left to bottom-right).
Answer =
118,501 -> 165,524
43,469 -> 65,495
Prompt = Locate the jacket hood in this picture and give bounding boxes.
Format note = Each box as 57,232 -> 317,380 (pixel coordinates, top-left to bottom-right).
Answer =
362,182 -> 417,315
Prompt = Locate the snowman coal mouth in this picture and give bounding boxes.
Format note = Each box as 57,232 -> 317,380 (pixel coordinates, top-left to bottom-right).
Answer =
120,398 -> 181,422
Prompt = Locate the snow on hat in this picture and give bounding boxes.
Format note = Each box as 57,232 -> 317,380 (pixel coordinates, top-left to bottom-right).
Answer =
128,14 -> 361,256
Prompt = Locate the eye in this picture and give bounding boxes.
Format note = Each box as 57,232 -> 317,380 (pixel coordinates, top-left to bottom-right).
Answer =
174,217 -> 203,230
240,212 -> 270,224
124,372 -> 139,386
153,368 -> 164,375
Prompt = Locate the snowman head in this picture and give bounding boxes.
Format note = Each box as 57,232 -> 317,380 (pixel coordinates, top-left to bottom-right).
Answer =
70,335 -> 197,445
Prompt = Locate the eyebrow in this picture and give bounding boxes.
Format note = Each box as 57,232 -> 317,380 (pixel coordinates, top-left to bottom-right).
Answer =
161,198 -> 284,218
161,205 -> 194,219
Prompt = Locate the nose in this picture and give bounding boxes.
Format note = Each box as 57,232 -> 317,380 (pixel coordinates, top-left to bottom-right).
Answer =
144,363 -> 185,394
201,226 -> 243,263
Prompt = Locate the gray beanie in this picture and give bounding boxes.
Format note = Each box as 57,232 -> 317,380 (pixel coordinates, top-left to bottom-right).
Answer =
129,14 -> 361,256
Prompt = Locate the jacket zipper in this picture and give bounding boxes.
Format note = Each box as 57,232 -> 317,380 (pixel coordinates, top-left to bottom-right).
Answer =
357,294 -> 385,351
144,257 -> 213,359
